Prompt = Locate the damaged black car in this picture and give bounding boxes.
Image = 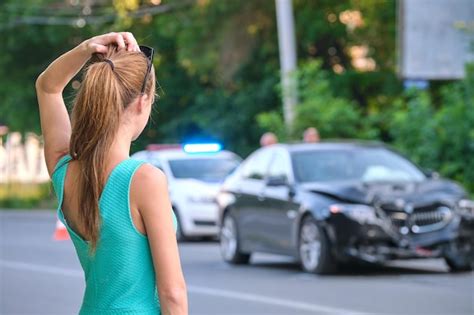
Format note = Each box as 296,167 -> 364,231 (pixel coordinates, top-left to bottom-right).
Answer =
217,142 -> 474,274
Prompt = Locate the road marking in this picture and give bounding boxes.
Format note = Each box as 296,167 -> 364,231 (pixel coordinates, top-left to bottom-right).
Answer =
187,285 -> 363,314
1,259 -> 363,315
0,259 -> 83,277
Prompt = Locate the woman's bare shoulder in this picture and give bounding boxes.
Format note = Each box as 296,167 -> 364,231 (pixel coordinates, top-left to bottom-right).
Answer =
134,163 -> 167,185
131,163 -> 169,213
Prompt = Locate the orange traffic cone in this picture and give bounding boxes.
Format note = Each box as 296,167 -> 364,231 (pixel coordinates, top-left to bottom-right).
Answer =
53,219 -> 70,241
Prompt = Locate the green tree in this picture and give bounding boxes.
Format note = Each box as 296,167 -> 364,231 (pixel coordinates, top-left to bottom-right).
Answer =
1,0 -> 401,155
389,64 -> 474,192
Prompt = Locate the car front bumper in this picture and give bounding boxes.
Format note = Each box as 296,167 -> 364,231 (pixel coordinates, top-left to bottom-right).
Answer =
324,211 -> 474,264
177,201 -> 220,237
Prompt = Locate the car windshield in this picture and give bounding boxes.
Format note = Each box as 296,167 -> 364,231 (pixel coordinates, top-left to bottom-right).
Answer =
292,147 -> 426,183
169,157 -> 240,182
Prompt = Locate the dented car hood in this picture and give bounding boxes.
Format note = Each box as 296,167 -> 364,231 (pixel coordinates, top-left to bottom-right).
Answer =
300,179 -> 466,205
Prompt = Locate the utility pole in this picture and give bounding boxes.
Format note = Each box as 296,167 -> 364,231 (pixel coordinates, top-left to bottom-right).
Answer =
275,0 -> 298,133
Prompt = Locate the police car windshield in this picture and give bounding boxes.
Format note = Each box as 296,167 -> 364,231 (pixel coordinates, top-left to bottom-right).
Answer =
169,158 -> 240,182
292,147 -> 426,183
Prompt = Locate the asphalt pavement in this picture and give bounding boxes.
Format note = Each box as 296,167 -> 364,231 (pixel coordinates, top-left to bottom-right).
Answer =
1,210 -> 473,315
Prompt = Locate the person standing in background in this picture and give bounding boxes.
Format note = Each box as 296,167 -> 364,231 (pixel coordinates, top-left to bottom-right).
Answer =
260,132 -> 278,147
303,127 -> 320,143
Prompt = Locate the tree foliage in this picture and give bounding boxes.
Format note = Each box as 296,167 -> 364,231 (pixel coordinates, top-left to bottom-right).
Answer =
389,65 -> 474,192
0,0 -> 472,191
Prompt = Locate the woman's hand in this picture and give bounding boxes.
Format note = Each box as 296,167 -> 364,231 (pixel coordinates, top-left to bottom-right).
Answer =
82,32 -> 141,55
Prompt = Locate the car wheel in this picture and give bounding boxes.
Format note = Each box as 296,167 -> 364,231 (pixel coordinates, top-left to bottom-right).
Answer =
298,215 -> 336,274
173,209 -> 187,242
443,240 -> 473,272
220,213 -> 251,264
445,256 -> 472,272
444,247 -> 473,272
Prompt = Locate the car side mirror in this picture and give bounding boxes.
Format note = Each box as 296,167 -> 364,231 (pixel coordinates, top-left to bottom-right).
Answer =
424,169 -> 440,179
266,175 -> 289,187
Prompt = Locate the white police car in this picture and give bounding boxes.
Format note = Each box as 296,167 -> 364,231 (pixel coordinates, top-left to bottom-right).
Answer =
132,143 -> 241,240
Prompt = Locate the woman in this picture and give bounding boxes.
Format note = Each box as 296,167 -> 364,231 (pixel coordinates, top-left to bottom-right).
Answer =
36,32 -> 188,315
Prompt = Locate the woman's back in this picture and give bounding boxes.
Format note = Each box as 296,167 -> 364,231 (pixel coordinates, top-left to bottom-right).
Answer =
53,155 -> 176,314
37,32 -> 187,314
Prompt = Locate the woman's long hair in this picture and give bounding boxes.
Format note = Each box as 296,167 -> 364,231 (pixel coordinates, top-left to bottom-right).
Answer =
69,46 -> 155,252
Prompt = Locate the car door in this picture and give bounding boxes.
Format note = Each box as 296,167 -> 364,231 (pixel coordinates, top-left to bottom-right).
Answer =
259,149 -> 299,255
233,148 -> 274,252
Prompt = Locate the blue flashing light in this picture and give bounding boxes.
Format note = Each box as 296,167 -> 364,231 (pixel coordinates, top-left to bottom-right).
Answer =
183,143 -> 222,153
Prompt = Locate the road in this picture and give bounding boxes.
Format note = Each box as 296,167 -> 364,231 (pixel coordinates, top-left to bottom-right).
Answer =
1,210 -> 473,315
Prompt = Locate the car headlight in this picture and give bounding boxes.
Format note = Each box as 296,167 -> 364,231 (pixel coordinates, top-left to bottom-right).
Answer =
215,192 -> 236,208
329,204 -> 378,224
187,195 -> 216,204
458,199 -> 474,215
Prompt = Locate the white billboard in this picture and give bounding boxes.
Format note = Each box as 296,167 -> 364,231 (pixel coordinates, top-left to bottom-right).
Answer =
398,0 -> 474,80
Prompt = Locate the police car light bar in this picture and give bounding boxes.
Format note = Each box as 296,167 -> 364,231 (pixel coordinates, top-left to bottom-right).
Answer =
183,143 -> 222,153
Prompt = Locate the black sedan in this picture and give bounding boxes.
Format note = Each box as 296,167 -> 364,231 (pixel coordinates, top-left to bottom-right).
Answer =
216,142 -> 474,274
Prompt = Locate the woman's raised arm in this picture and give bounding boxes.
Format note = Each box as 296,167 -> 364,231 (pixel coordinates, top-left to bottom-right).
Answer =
35,32 -> 138,175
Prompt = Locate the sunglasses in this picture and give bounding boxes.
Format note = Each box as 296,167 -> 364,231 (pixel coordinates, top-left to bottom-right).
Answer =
139,45 -> 154,94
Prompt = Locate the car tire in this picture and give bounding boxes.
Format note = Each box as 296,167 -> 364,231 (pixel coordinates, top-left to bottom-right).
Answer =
444,257 -> 473,272
173,209 -> 188,242
444,255 -> 473,272
298,215 -> 337,274
220,212 -> 251,264
444,240 -> 473,272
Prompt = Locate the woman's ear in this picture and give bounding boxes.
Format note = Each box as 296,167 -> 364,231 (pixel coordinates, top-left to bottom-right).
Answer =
136,94 -> 149,114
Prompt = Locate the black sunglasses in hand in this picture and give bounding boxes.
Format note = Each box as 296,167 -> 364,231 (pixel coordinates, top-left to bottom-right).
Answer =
139,45 -> 154,94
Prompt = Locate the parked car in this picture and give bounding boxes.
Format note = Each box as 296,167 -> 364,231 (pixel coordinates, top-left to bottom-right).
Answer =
132,143 -> 241,240
217,142 -> 474,274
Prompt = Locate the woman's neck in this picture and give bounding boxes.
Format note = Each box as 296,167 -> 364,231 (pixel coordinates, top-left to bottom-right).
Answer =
107,130 -> 133,163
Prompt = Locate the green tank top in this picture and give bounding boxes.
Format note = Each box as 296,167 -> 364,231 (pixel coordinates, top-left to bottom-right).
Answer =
52,155 -> 177,315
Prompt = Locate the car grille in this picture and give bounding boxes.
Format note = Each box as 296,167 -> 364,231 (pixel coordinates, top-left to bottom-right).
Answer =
412,207 -> 450,226
380,203 -> 453,234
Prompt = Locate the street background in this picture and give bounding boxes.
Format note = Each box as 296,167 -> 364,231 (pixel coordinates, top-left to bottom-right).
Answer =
1,1 -> 474,314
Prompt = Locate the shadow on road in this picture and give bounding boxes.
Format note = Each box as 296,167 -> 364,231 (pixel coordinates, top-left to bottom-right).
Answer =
246,258 -> 461,276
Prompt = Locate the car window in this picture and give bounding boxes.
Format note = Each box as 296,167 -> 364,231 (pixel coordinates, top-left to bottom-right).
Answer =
150,161 -> 163,171
292,148 -> 426,183
268,152 -> 291,181
241,149 -> 274,180
168,157 -> 240,182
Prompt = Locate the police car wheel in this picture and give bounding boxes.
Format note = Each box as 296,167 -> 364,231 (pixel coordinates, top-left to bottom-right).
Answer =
173,209 -> 187,242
